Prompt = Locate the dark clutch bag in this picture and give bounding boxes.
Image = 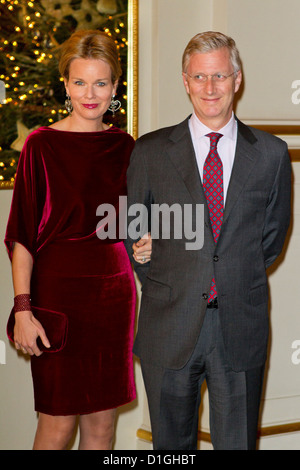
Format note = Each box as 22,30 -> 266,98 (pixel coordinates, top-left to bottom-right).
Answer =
7,306 -> 68,353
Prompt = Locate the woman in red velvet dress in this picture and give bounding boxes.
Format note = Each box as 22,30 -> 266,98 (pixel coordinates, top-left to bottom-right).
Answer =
4,30 -> 151,450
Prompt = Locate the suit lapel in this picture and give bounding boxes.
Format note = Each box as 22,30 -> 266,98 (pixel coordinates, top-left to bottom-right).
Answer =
165,118 -> 207,205
163,117 -> 260,238
165,118 -> 215,245
222,119 -> 259,224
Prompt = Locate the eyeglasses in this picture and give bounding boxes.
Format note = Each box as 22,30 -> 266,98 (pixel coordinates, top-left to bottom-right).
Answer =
185,72 -> 236,83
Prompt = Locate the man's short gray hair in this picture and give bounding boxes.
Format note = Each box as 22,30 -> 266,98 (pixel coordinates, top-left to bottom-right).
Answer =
182,31 -> 242,73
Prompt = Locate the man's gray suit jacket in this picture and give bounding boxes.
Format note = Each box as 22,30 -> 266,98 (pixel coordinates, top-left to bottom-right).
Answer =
125,116 -> 291,372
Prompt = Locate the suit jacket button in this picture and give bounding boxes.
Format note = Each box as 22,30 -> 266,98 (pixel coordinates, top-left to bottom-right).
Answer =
202,293 -> 208,300
213,255 -> 219,262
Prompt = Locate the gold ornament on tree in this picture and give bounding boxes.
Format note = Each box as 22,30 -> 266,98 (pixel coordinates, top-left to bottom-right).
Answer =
40,0 -> 108,30
96,0 -> 117,14
11,121 -> 39,152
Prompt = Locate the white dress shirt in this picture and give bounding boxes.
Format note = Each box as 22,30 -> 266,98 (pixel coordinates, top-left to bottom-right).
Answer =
188,112 -> 238,204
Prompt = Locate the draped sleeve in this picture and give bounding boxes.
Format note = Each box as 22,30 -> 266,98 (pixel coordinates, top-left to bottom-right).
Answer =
4,131 -> 46,261
4,126 -> 135,261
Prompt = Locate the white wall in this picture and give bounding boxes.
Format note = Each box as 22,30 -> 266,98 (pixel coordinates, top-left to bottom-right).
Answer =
0,0 -> 299,450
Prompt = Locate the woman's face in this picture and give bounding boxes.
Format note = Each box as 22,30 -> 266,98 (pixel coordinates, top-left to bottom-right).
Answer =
65,57 -> 117,125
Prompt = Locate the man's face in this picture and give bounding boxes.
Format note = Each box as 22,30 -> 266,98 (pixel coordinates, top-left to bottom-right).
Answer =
182,47 -> 242,130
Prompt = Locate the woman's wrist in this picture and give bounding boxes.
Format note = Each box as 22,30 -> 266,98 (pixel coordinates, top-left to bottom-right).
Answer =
14,293 -> 31,313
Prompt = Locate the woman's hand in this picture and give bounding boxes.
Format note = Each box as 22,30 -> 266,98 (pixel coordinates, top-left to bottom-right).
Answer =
133,233 -> 152,264
14,310 -> 50,356
11,242 -> 50,356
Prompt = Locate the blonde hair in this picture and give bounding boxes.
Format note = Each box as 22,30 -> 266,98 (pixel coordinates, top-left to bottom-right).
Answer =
182,31 -> 242,73
59,30 -> 122,83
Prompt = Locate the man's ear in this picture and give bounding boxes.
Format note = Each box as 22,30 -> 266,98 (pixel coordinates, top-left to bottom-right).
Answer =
234,70 -> 242,93
182,72 -> 190,95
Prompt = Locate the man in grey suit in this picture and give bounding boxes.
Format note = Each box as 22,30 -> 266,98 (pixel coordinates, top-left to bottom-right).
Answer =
126,32 -> 291,450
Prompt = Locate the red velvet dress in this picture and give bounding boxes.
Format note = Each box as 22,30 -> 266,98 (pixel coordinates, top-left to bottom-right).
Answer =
5,126 -> 137,416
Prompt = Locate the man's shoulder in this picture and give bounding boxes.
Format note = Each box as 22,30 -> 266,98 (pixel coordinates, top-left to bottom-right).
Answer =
237,119 -> 287,150
136,117 -> 190,146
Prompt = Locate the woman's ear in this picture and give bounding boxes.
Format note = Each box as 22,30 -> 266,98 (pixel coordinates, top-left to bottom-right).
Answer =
64,78 -> 69,96
113,80 -> 118,96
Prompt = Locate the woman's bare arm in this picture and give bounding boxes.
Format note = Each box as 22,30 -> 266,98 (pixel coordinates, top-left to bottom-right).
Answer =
11,242 -> 50,356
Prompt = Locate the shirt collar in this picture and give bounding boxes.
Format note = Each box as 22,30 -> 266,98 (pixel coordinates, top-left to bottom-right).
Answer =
189,111 -> 237,141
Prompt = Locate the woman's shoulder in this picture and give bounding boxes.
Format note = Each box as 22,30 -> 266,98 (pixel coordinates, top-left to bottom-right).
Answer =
22,126 -> 49,149
110,126 -> 135,142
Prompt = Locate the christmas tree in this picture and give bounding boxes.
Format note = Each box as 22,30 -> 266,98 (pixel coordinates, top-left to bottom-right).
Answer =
0,0 -> 129,184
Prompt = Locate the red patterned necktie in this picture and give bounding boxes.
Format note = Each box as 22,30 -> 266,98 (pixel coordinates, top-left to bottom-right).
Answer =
203,132 -> 223,301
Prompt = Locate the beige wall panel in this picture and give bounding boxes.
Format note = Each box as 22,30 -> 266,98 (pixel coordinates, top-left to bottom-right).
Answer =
225,0 -> 300,123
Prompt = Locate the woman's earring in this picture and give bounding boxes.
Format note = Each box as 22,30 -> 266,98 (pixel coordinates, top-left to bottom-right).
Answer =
65,94 -> 73,114
108,95 -> 121,116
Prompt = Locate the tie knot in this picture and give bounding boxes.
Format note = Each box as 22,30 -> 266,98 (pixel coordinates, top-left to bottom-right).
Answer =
206,132 -> 223,148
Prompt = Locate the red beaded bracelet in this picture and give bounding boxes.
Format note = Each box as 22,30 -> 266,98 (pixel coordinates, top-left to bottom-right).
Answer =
14,294 -> 31,313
